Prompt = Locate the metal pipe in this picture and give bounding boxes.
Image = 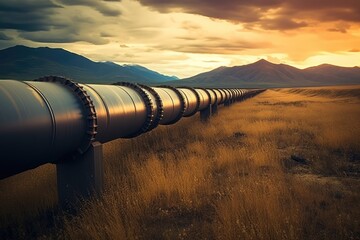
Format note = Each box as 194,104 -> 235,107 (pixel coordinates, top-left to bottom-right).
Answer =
225,89 -> 233,101
0,77 -> 262,179
219,89 -> 228,103
234,89 -> 240,100
205,89 -> 217,105
81,83 -> 149,140
0,80 -> 86,178
212,89 -> 223,104
178,87 -> 200,117
152,86 -> 185,125
194,88 -> 211,111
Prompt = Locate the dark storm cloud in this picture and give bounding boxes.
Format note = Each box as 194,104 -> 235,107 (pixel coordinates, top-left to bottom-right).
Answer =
139,0 -> 278,23
0,0 -> 120,45
137,0 -> 360,30
260,18 -> 308,31
0,0 -> 60,12
19,30 -> 108,45
57,0 -> 121,16
0,0 -> 62,32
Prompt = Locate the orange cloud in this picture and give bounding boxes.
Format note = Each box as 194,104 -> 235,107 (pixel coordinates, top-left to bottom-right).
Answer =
137,0 -> 360,31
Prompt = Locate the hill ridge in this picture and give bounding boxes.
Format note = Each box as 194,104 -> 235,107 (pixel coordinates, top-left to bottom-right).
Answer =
180,59 -> 360,88
0,45 -> 177,84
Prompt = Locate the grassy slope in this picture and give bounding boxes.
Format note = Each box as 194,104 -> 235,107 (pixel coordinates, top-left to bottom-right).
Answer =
1,86 -> 360,239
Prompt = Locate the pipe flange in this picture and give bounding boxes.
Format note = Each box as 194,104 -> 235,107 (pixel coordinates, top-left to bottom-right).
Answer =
219,88 -> 229,103
195,87 -> 212,106
178,86 -> 200,117
207,88 -> 218,105
158,85 -> 186,125
113,82 -> 154,137
137,84 -> 164,131
34,76 -> 97,155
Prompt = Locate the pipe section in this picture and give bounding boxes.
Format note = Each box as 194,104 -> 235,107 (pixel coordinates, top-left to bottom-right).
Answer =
194,88 -> 211,111
0,79 -> 89,177
0,77 -> 264,179
152,86 -> 185,125
206,89 -> 217,105
178,87 -> 200,117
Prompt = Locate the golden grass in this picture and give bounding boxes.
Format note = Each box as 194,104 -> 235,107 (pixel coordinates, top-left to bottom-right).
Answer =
1,85 -> 359,239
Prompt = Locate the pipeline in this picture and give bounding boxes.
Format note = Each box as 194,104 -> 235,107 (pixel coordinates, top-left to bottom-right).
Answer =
0,76 -> 264,179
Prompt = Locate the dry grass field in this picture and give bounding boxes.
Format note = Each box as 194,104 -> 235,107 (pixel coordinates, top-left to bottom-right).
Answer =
1,85 -> 360,240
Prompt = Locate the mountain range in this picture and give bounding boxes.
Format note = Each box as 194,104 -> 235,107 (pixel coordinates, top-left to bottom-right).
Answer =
0,45 -> 359,87
0,45 -> 177,84
178,59 -> 360,88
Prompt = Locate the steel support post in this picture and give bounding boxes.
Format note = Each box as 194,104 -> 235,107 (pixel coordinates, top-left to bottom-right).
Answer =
212,103 -> 218,115
57,141 -> 104,209
200,105 -> 211,122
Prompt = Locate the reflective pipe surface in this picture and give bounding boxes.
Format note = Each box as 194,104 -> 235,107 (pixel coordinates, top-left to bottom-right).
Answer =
228,89 -> 235,101
232,89 -> 238,101
206,89 -> 217,105
212,89 -> 223,104
234,89 -> 240,99
178,87 -> 200,117
218,89 -> 228,103
152,87 -> 184,125
224,89 -> 233,101
0,80 -> 86,178
194,88 -> 211,111
217,89 -> 226,104
0,78 -> 263,179
81,84 -> 148,141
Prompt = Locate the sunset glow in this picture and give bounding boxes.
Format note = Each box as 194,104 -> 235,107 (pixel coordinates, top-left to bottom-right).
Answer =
0,0 -> 359,78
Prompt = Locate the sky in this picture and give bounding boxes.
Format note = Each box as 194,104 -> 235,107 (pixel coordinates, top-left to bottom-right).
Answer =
0,0 -> 359,78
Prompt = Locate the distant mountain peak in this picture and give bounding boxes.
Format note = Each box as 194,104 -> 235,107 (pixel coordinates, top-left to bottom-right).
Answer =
254,59 -> 271,64
0,45 -> 178,83
181,58 -> 360,88
314,63 -> 336,68
249,59 -> 278,68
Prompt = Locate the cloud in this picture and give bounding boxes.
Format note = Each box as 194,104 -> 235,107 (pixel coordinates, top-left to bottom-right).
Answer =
156,40 -> 272,55
138,0 -> 275,23
0,0 -> 358,78
57,0 -> 122,16
181,21 -> 201,31
0,0 -> 60,12
137,0 -> 360,31
0,1 -> 62,32
260,18 -> 308,30
265,56 -> 282,64
20,30 -> 109,45
0,32 -> 13,40
327,22 -> 351,33
0,0 -> 120,45
349,49 -> 360,52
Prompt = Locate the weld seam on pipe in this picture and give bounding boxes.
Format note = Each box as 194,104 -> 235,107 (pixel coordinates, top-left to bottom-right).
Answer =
195,87 -> 211,110
83,84 -> 111,131
179,86 -> 200,117
34,76 -> 98,154
138,84 -> 164,131
113,82 -> 153,137
21,81 -> 57,155
206,89 -> 217,105
158,85 -> 186,125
